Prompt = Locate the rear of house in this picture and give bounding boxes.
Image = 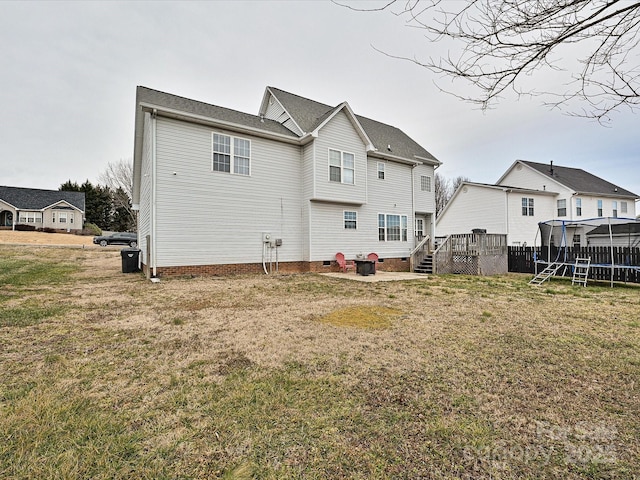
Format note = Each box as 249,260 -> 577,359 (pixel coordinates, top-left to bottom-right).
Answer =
132,86 -> 440,277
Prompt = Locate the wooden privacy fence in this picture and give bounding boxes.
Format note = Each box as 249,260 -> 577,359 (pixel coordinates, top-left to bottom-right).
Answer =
508,246 -> 640,284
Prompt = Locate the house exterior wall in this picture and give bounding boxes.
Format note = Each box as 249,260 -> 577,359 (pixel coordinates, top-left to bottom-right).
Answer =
437,185 -> 508,237
311,111 -> 368,205
413,164 -> 436,214
263,92 -> 302,136
505,192 -> 556,245
137,112 -> 154,268
150,116 -> 305,268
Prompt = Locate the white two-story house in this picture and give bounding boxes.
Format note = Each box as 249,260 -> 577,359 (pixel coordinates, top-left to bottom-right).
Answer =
436,160 -> 638,247
132,86 -> 440,277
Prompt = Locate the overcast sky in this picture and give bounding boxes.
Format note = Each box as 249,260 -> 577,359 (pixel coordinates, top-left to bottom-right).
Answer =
1,1 -> 638,204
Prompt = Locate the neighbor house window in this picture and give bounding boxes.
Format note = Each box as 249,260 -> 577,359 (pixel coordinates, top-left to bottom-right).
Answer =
612,201 -> 618,218
597,199 -> 603,216
377,162 -> 385,180
329,149 -> 354,184
420,175 -> 431,192
576,198 -> 582,217
557,199 -> 567,217
19,212 -> 42,223
344,211 -> 357,229
522,198 -> 534,216
621,201 -> 628,214
573,234 -> 581,249
378,213 -> 408,241
212,133 -> 251,175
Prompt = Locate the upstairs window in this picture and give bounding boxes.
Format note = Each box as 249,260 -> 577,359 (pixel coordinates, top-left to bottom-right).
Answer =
212,133 -> 251,176
344,211 -> 357,229
377,162 -> 385,180
329,149 -> 354,184
621,201 -> 628,214
420,175 -> 431,192
612,201 -> 618,218
557,199 -> 567,217
522,198 -> 534,216
575,198 -> 582,217
597,199 -> 603,217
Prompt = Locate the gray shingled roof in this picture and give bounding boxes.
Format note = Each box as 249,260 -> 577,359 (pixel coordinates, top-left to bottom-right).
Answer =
267,87 -> 440,163
0,186 -> 85,211
521,160 -> 638,198
588,222 -> 640,236
136,87 -> 297,138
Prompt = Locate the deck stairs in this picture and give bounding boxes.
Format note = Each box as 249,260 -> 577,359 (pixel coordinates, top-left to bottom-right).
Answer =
414,254 -> 434,274
571,257 -> 591,287
529,262 -> 563,286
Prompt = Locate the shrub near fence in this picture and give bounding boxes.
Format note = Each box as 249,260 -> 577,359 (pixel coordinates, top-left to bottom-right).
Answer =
508,246 -> 640,284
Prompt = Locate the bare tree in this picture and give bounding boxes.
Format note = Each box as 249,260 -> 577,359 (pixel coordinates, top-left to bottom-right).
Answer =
337,1 -> 640,122
434,172 -> 451,216
435,173 -> 471,216
98,159 -> 136,231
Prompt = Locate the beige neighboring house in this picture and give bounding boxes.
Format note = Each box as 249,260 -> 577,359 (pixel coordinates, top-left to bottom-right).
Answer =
0,186 -> 85,232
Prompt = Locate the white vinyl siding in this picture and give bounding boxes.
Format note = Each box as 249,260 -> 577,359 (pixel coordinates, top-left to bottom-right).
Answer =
413,164 -> 436,214
152,117 -> 304,267
312,110 -> 366,205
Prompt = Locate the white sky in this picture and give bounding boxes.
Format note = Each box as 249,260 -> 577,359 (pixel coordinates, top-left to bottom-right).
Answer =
1,1 -> 638,204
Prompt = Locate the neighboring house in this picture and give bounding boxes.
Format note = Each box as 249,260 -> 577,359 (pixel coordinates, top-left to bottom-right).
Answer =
436,160 -> 638,246
0,186 -> 85,232
586,222 -> 640,248
132,86 -> 441,277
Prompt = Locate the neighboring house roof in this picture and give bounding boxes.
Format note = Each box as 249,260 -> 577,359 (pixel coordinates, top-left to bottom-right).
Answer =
0,186 -> 85,212
266,86 -> 440,165
505,160 -> 638,198
436,181 -> 556,221
587,222 -> 640,236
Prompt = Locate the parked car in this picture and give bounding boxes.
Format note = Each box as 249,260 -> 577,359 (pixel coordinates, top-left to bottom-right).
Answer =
93,232 -> 138,247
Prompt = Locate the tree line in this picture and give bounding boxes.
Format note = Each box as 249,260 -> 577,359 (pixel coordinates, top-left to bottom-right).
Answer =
60,159 -> 135,232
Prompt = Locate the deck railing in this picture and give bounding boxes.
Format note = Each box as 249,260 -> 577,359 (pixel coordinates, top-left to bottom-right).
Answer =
434,233 -> 508,275
410,235 -> 431,271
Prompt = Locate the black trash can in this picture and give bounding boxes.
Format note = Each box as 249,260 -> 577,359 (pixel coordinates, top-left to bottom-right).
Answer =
120,248 -> 141,273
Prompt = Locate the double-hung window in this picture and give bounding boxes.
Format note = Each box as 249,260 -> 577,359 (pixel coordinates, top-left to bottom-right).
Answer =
329,149 -> 354,184
19,211 -> 42,223
521,198 -> 534,216
576,198 -> 582,216
597,199 -> 603,217
377,162 -> 385,180
378,214 -> 408,241
621,201 -> 628,214
344,211 -> 357,230
612,201 -> 618,218
212,133 -> 251,175
557,199 -> 567,217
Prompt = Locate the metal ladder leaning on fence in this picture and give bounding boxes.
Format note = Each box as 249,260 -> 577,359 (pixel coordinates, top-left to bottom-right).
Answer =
571,257 -> 591,287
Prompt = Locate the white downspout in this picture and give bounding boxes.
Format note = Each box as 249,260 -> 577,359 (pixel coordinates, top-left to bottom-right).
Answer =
151,110 -> 158,277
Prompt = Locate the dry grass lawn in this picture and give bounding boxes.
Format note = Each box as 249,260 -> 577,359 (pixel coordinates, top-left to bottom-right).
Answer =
0,229 -> 99,247
1,243 -> 639,479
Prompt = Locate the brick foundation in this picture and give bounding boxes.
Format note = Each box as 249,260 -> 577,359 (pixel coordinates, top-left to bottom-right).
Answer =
143,256 -> 411,278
